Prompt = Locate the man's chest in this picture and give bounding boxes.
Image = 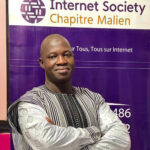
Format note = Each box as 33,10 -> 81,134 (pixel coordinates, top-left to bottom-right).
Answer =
42,93 -> 100,128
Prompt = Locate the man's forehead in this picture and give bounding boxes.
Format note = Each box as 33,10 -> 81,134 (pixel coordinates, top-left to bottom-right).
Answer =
47,38 -> 69,47
41,38 -> 71,56
40,34 -> 72,56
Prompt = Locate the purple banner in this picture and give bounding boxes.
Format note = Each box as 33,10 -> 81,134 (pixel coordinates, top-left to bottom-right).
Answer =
9,26 -> 150,150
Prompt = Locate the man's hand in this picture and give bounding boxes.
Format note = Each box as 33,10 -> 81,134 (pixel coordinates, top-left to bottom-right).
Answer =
46,117 -> 55,125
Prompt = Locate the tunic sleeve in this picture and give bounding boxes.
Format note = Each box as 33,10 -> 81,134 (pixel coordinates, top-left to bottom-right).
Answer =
88,101 -> 131,150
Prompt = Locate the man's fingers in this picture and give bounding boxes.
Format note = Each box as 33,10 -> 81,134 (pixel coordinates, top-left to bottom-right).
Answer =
46,117 -> 55,125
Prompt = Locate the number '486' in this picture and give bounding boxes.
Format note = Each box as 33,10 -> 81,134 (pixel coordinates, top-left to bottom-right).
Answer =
113,108 -> 131,118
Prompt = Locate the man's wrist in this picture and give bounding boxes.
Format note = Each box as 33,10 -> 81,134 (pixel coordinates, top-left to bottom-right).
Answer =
85,126 -> 101,143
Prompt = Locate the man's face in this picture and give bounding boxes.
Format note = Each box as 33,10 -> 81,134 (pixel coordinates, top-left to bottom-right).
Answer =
40,38 -> 74,83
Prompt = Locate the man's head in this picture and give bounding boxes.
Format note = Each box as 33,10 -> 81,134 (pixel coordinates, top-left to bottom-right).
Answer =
39,34 -> 74,84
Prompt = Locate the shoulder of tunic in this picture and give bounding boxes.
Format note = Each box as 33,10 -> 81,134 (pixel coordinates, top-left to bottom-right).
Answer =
73,86 -> 105,105
8,85 -> 45,133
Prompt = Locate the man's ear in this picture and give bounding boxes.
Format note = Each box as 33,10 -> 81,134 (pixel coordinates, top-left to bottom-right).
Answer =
39,57 -> 45,69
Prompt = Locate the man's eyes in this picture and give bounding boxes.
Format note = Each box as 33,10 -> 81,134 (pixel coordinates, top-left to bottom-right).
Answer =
48,52 -> 73,59
48,55 -> 57,59
64,52 -> 73,57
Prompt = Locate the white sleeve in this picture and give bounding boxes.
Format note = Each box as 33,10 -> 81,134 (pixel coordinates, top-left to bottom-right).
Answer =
88,102 -> 131,150
18,102 -> 101,150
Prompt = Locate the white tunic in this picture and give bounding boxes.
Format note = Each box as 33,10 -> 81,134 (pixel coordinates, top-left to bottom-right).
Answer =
8,85 -> 131,150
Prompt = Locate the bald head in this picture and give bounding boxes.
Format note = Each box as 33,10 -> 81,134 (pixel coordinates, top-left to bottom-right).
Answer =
40,34 -> 71,57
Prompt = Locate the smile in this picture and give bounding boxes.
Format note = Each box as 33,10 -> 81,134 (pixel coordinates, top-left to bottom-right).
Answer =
55,68 -> 70,73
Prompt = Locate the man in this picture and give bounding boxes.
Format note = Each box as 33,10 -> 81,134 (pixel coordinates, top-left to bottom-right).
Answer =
8,34 -> 131,150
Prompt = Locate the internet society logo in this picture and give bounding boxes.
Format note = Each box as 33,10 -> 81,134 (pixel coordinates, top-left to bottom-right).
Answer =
20,0 -> 46,24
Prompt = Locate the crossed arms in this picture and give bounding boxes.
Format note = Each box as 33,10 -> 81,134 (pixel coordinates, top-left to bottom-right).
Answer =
18,101 -> 131,150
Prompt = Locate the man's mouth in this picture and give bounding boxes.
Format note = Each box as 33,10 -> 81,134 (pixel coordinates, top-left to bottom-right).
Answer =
55,68 -> 70,73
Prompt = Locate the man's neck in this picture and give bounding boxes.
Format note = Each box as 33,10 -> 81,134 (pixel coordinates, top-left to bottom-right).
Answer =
45,79 -> 73,94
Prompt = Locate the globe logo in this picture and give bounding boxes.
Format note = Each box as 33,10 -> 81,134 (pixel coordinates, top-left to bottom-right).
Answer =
20,0 -> 46,24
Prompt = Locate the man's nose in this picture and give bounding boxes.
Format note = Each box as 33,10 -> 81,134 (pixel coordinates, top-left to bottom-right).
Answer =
56,55 -> 67,65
